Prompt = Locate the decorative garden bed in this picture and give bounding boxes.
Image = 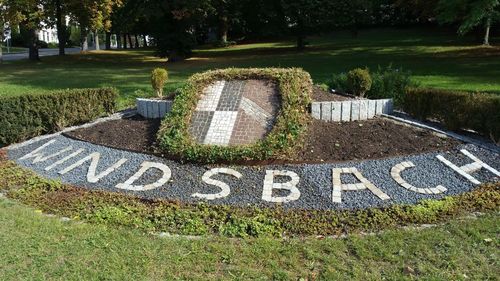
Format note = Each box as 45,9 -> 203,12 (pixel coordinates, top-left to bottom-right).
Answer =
1,67 -> 499,238
64,116 -> 459,164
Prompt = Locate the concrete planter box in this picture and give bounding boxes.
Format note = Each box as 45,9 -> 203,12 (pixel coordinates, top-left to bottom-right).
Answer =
311,98 -> 393,122
136,98 -> 173,119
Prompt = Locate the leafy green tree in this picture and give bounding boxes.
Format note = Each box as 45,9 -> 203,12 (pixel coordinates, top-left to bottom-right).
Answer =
1,0 -> 46,60
209,0 -> 242,44
147,0 -> 211,60
67,0 -> 122,51
281,0 -> 334,50
44,0 -> 71,55
437,0 -> 499,45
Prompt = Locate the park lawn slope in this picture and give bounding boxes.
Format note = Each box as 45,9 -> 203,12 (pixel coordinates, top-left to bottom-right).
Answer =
0,28 -> 499,109
0,197 -> 498,280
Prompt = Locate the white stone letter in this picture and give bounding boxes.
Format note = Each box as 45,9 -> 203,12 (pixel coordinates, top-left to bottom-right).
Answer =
262,170 -> 301,203
20,140 -> 73,164
116,161 -> 171,191
59,152 -> 127,183
45,149 -> 85,171
437,149 -> 500,184
332,167 -> 390,203
192,168 -> 242,200
391,161 -> 447,194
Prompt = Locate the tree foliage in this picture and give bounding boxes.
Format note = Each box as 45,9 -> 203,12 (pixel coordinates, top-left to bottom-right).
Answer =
437,0 -> 500,45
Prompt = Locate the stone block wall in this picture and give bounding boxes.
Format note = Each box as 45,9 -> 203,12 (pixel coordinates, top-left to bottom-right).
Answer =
311,99 -> 393,122
136,98 -> 173,119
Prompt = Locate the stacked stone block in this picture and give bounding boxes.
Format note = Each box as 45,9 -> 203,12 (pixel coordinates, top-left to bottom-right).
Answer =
311,99 -> 393,122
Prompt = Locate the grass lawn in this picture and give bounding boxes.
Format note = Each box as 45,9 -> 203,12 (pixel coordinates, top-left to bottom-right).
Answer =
1,46 -> 28,54
1,46 -> 27,54
0,28 -> 499,108
0,197 -> 498,280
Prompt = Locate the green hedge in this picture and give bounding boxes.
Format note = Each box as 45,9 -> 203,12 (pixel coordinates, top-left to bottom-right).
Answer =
403,88 -> 500,142
157,68 -> 312,163
0,88 -> 118,146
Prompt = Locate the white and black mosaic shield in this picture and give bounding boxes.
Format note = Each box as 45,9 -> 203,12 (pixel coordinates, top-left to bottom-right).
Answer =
189,79 -> 280,146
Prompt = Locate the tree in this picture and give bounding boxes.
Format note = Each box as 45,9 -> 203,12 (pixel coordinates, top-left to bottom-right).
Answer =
1,0 -> 46,60
147,0 -> 211,60
437,0 -> 500,45
44,0 -> 70,55
209,0 -> 242,44
67,0 -> 122,51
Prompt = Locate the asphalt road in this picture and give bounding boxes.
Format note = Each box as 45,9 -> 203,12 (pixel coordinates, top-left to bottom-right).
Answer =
1,48 -> 81,61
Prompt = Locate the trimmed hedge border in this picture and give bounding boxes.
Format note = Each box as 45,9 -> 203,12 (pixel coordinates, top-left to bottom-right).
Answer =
403,88 -> 500,143
0,151 -> 499,238
157,68 -> 312,163
0,88 -> 118,146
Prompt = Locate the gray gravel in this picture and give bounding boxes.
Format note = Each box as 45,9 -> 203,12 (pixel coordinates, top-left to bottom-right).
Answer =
7,135 -> 500,210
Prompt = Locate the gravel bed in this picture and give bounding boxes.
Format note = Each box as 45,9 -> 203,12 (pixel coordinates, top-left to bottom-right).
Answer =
7,135 -> 499,210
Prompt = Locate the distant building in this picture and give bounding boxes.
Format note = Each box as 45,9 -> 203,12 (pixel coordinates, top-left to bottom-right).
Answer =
38,25 -> 58,43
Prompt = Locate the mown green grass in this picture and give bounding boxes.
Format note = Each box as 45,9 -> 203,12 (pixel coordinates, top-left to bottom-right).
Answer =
0,197 -> 498,280
0,28 -> 499,108
1,46 -> 27,53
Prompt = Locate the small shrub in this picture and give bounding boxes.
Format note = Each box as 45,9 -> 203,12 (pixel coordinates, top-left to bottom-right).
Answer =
0,88 -> 118,146
404,88 -> 500,142
329,65 -> 415,107
347,68 -> 372,97
330,72 -> 349,93
36,40 -> 48,48
368,65 -> 415,105
47,42 -> 58,49
151,68 -> 169,98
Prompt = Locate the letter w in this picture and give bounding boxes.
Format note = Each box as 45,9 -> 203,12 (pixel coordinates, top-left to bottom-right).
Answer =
59,152 -> 127,183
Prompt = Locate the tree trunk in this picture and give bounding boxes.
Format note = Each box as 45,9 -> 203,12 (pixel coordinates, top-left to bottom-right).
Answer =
0,41 -> 3,63
28,28 -> 40,61
123,33 -> 128,49
127,34 -> 133,49
105,32 -> 111,50
143,34 -> 148,47
483,16 -> 491,46
296,17 -> 306,51
219,15 -> 228,43
94,31 -> 100,50
117,33 -> 122,49
80,28 -> 88,52
134,34 -> 139,48
55,0 -> 65,55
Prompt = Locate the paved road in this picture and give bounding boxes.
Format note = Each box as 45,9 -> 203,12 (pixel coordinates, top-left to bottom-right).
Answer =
2,48 -> 81,61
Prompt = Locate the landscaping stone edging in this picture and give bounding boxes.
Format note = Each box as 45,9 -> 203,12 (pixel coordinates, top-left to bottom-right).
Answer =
311,99 -> 393,121
136,98 -> 173,119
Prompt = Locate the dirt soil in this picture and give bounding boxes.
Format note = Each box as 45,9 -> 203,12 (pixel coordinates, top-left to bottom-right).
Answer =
292,118 -> 460,163
64,115 -> 161,155
64,115 -> 460,165
311,85 -> 352,102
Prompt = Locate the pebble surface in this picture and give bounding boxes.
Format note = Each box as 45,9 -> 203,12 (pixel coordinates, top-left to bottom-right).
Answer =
7,135 -> 499,210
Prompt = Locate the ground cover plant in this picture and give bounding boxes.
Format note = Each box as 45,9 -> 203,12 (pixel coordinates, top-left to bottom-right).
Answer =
0,88 -> 117,146
0,196 -> 497,280
158,68 -> 312,163
0,28 -> 499,109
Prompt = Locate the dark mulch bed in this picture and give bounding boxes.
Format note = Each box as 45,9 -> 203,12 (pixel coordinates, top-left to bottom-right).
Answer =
292,118 -> 460,163
64,115 -> 162,155
64,115 -> 460,165
311,85 -> 352,102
